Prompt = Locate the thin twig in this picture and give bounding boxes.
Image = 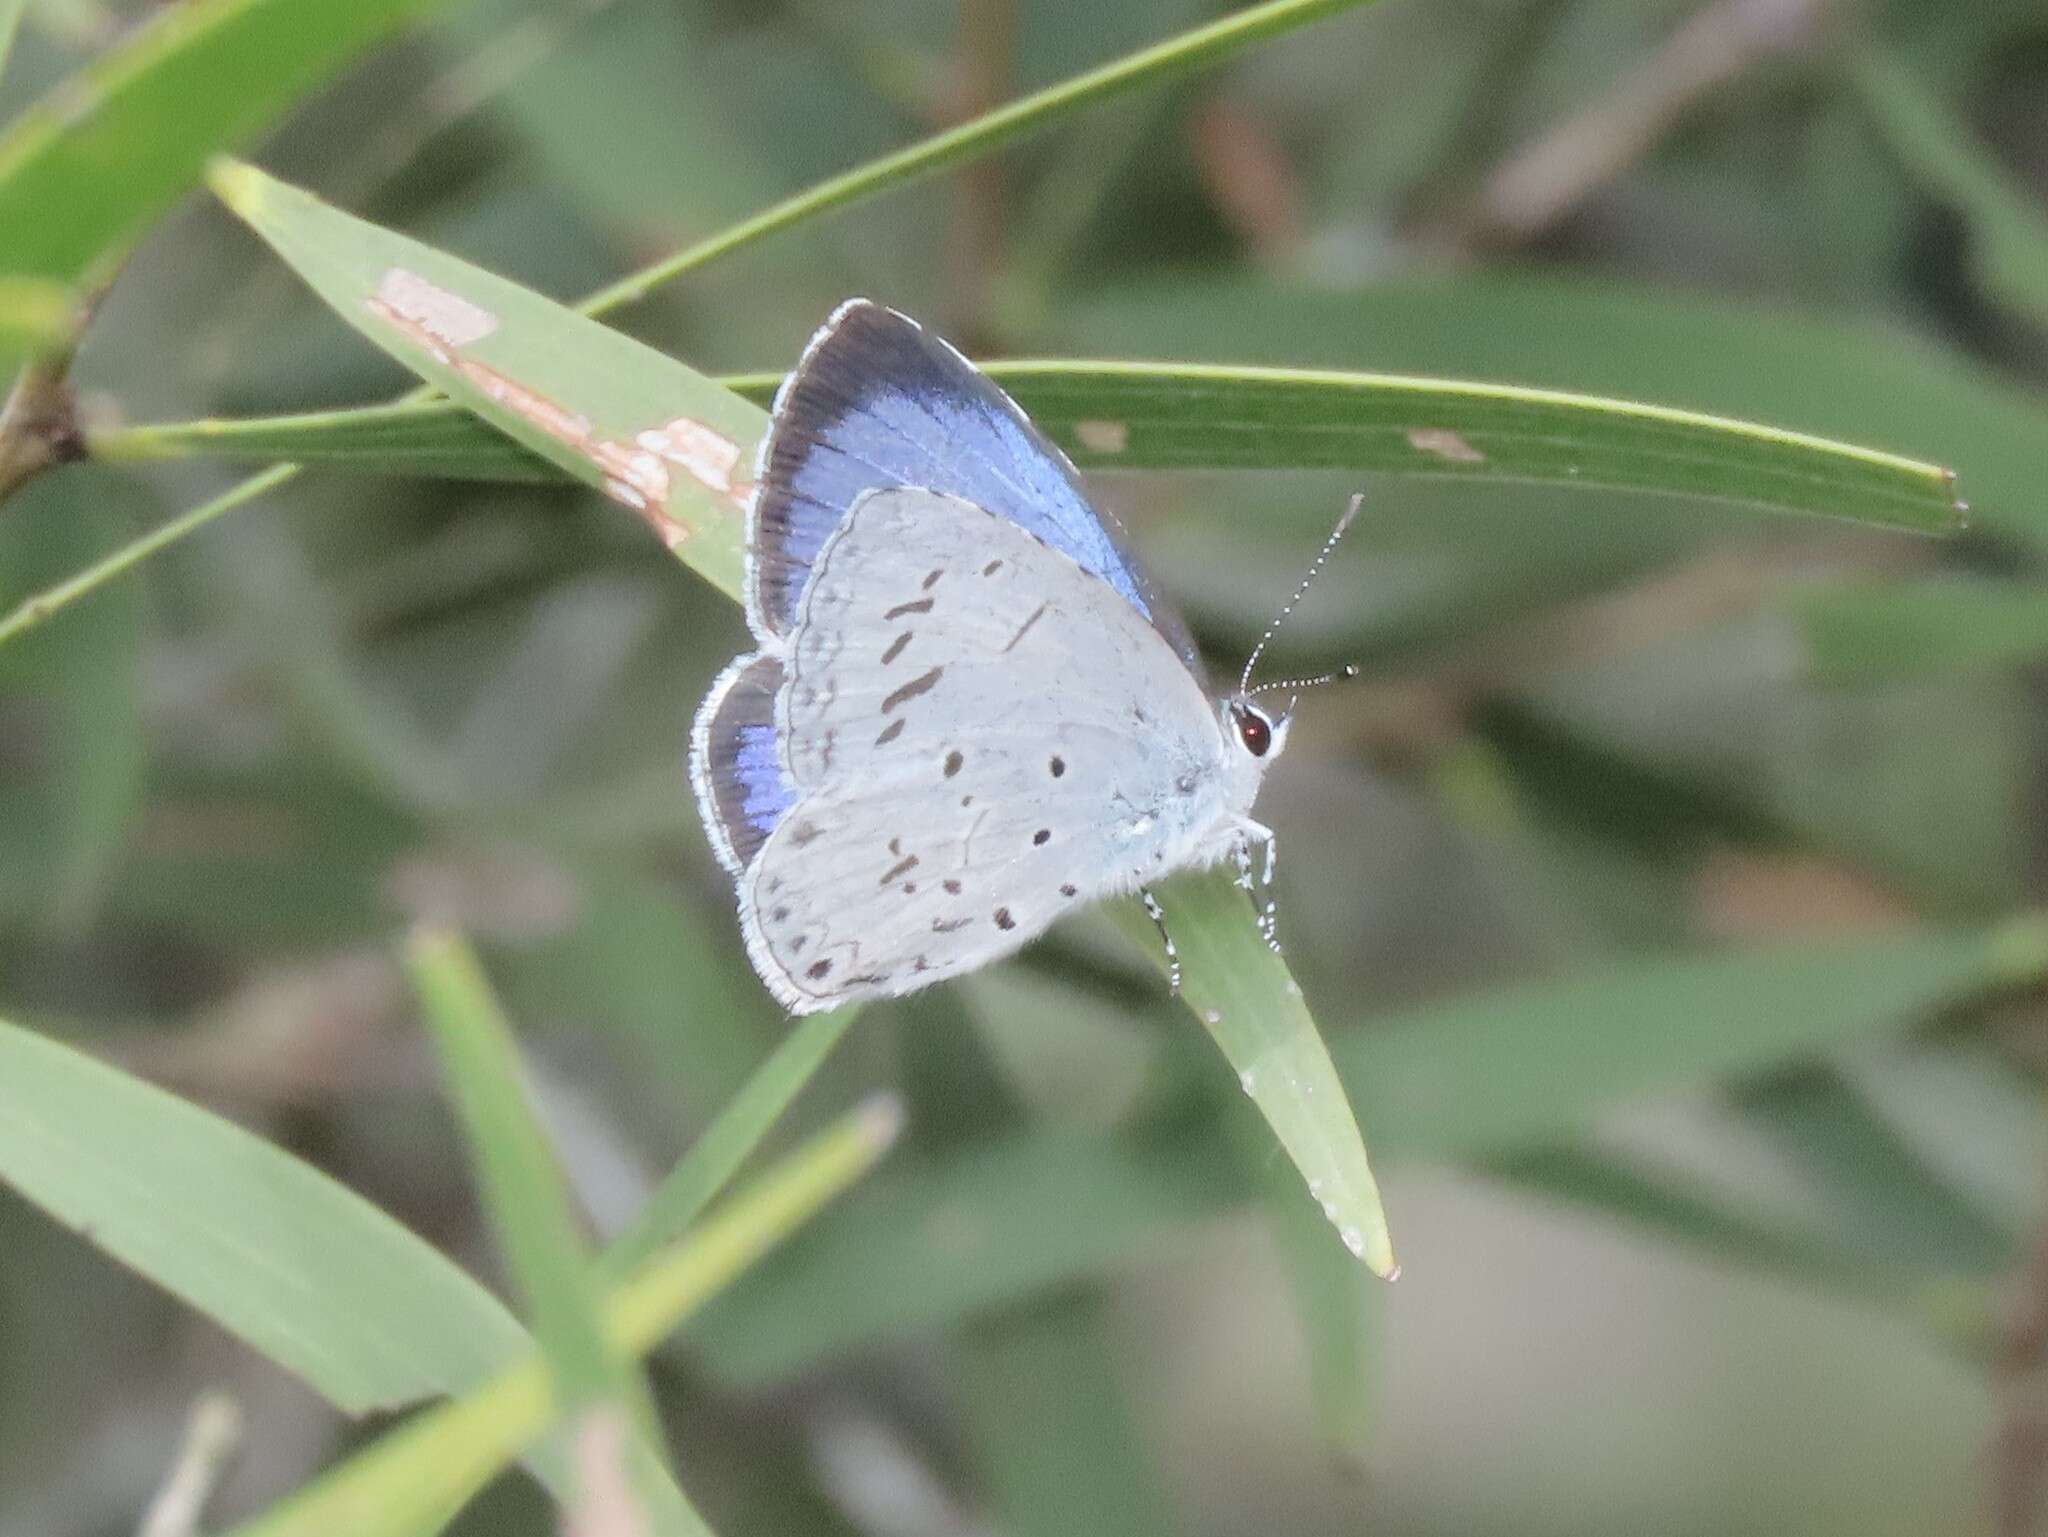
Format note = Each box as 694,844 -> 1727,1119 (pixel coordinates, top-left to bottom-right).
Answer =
944,0 -> 1016,347
1994,1081 -> 2048,1537
0,351 -> 85,506
0,278 -> 114,510
0,0 -> 1381,646
135,1392 -> 244,1537
1432,0 -> 1834,249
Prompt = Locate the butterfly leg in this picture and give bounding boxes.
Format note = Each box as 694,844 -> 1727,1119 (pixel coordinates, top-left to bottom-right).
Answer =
1258,832 -> 1281,953
1231,818 -> 1282,954
1141,886 -> 1181,995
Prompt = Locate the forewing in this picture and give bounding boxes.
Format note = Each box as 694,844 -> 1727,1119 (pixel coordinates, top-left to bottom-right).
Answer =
748,301 -> 1198,670
739,489 -> 1219,1014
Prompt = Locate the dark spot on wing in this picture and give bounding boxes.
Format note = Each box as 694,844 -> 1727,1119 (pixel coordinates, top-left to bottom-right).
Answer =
881,632 -> 912,665
1002,602 -> 1048,653
771,905 -> 790,922
888,837 -> 902,855
807,959 -> 832,980
791,934 -> 809,953
881,854 -> 919,884
882,666 -> 944,713
943,750 -> 964,777
875,718 -> 906,746
885,597 -> 935,619
1033,829 -> 1051,846
1049,755 -> 1066,778
902,883 -> 917,894
933,916 -> 971,933
993,907 -> 1016,931
790,820 -> 821,846
913,955 -> 931,973
922,569 -> 944,589
1176,773 -> 1197,794
982,559 -> 1003,576
1060,883 -> 1077,897
943,879 -> 962,894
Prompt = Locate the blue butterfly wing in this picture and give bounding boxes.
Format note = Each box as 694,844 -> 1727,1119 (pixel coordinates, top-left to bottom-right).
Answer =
690,653 -> 797,876
746,300 -> 1199,671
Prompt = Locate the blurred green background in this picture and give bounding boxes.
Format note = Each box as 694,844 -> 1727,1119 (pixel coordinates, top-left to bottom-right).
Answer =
4,0 -> 2047,1532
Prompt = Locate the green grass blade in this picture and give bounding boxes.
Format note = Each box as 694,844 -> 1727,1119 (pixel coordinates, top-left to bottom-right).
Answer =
604,1005 -> 861,1277
1339,918 -> 2048,1163
0,462 -> 294,648
1115,868 -> 1396,1276
694,1128 -> 1234,1383
1247,1114 -> 1380,1457
405,927 -> 621,1412
0,0 -> 452,301
0,471 -> 148,925
0,0 -> 24,87
1055,276 -> 2034,537
1735,1071 -> 2017,1277
1792,574 -> 2048,683
573,0 -> 1388,317
954,1295 -> 1177,1537
405,925 -> 701,1537
207,158 -> 754,597
221,1098 -> 901,1537
990,361 -> 1960,531
0,1015 -> 530,1414
95,353 -> 1964,530
1849,45 -> 2048,327
692,918 -> 2048,1378
1482,1144 -> 1897,1303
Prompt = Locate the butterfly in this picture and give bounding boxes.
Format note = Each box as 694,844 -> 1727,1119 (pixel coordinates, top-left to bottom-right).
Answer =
690,300 -> 1354,1015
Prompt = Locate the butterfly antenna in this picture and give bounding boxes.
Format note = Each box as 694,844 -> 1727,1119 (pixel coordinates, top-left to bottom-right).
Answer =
1248,663 -> 1361,702
1239,492 -> 1365,695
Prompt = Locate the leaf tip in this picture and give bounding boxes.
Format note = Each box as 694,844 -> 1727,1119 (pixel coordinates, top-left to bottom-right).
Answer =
855,1090 -> 907,1157
1942,466 -> 1970,530
204,155 -> 267,217
1354,1223 -> 1397,1279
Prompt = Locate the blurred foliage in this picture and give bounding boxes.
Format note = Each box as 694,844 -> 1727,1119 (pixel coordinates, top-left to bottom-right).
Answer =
3,1 -> 2048,1534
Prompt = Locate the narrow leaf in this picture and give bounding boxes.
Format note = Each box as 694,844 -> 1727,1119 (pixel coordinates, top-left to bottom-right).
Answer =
223,1098 -> 902,1537
1850,45 -> 2048,326
0,1017 -> 528,1414
404,927 -> 623,1412
1793,574 -> 2048,683
604,1004 -> 861,1277
694,917 -> 2048,1378
207,157 -> 753,595
99,355 -> 1964,531
1117,868 -> 1396,1275
1338,919 -> 2048,1163
955,1295 -> 1177,1537
0,0 -> 452,298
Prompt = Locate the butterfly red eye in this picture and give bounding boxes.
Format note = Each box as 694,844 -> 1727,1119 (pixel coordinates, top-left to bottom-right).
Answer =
1235,705 -> 1272,758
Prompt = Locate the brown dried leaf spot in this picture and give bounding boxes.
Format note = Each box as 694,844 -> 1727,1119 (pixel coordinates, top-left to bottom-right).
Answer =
1074,419 -> 1129,454
368,268 -> 498,352
1406,427 -> 1487,464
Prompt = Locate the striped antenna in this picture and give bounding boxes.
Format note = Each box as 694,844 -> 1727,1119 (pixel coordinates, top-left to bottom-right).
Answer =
1238,492 -> 1365,695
